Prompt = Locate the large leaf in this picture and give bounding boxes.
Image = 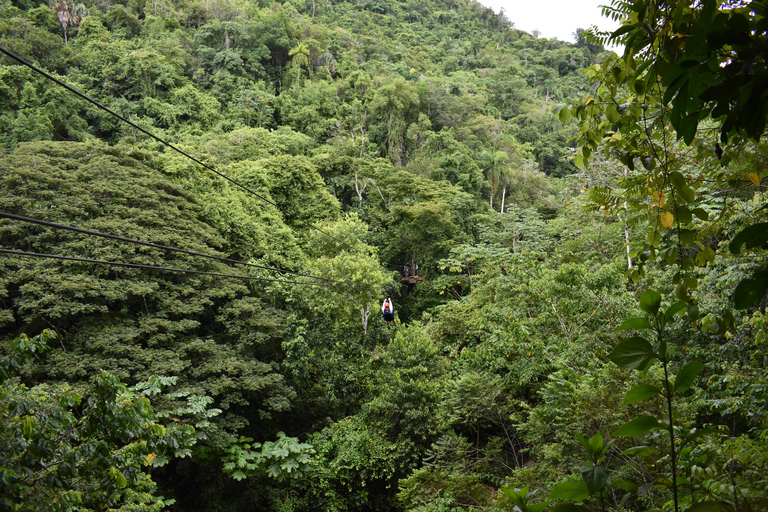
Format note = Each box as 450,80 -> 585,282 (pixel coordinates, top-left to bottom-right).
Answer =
587,433 -> 604,456
549,480 -> 589,501
674,361 -> 705,393
639,289 -> 662,314
619,445 -> 656,456
574,432 -> 604,459
613,416 -> 662,437
733,265 -> 768,309
580,464 -> 609,494
550,506 -> 592,512
624,384 -> 661,404
609,337 -> 657,370
617,317 -> 652,331
664,300 -> 688,323
500,486 -> 525,507
729,222 -> 768,254
612,480 -> 638,492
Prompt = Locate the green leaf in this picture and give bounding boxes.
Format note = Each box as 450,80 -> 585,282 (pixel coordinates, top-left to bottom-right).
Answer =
501,486 -> 526,505
729,222 -> 768,254
639,289 -> 662,314
692,208 -> 709,220
670,171 -> 687,189
734,266 -> 768,309
617,317 -> 652,331
587,433 -> 604,455
680,229 -> 696,244
606,104 -> 620,123
549,480 -> 590,501
624,384 -> 661,404
580,464 -> 609,494
609,337 -> 657,370
619,445 -> 657,456
676,205 -> 693,224
679,186 -> 696,203
574,432 -> 589,452
614,416 -> 662,437
664,300 -> 688,323
674,361 -> 705,393
109,467 -> 128,488
559,107 -> 573,124
613,480 -> 638,492
664,246 -> 679,264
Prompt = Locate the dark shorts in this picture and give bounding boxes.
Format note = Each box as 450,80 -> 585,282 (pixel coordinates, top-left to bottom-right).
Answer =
383,312 -> 395,321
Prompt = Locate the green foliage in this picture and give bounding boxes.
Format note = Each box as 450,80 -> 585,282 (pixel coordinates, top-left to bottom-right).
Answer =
363,325 -> 448,461
0,141 -> 294,443
18,1 -> 768,511
222,432 -> 314,483
0,330 -> 54,383
0,333 -> 193,511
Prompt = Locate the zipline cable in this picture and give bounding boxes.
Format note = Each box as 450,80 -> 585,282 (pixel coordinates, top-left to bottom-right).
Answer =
0,46 -> 354,251
0,211 -> 344,285
0,249 -> 359,289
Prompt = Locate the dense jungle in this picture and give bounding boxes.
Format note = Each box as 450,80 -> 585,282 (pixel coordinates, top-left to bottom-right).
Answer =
1,0 -> 766,510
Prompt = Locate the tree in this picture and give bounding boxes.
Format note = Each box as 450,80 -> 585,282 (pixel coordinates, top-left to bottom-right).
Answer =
559,0 -> 768,293
288,40 -> 310,83
0,141 -> 294,441
370,77 -> 419,166
50,0 -> 88,44
479,149 -> 508,208
1,332 -> 195,511
300,213 -> 390,336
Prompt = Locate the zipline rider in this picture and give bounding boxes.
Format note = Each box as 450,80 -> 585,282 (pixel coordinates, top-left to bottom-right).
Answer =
381,298 -> 396,329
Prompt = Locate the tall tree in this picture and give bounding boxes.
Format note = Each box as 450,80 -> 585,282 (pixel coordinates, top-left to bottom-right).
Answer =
370,78 -> 419,167
479,149 -> 508,208
288,40 -> 310,83
50,0 -> 88,44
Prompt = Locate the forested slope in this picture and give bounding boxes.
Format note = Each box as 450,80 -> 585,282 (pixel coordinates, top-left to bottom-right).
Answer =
1,0 -> 767,511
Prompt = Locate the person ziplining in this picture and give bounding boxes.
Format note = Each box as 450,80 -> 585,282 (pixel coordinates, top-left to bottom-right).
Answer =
381,297 -> 396,329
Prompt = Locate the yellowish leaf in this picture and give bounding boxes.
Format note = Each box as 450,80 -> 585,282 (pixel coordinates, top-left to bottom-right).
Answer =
747,173 -> 761,186
652,190 -> 665,208
660,211 -> 674,228
145,452 -> 157,466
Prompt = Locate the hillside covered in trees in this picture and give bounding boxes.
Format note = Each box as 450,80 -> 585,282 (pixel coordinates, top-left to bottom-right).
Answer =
1,0 -> 767,511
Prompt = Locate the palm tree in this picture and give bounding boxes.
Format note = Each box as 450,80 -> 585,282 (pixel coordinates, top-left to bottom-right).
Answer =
499,165 -> 513,213
51,1 -> 88,45
479,150 -> 508,208
289,41 -> 310,83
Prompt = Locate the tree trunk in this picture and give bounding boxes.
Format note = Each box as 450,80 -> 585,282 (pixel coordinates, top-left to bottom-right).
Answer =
500,185 -> 507,213
361,305 -> 371,335
624,217 -> 632,269
623,168 -> 632,269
